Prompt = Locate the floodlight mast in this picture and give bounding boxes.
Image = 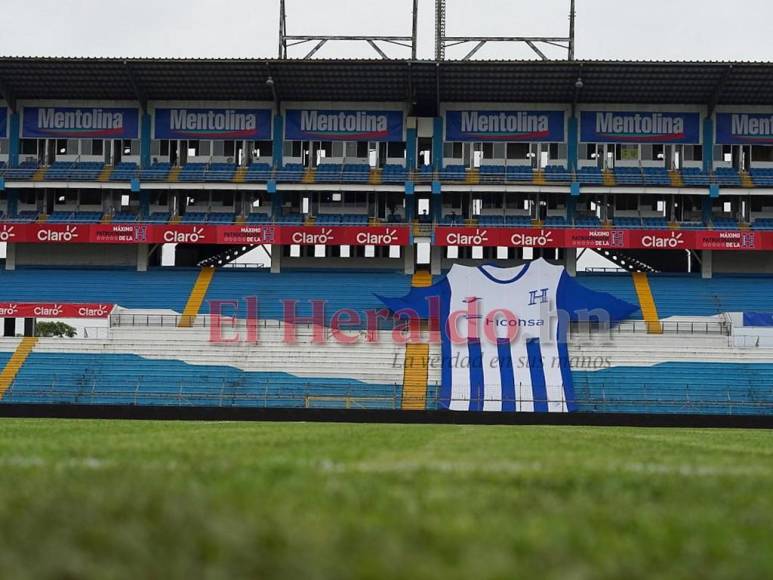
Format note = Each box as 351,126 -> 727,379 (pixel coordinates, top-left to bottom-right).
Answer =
279,0 -> 419,59
435,0 -> 577,61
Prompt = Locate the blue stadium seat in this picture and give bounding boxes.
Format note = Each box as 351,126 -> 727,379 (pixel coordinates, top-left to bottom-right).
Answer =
110,162 -> 138,181
316,164 -> 343,184
342,164 -> 371,183
477,216 -> 504,227
715,167 -> 742,187
180,212 -> 209,224
440,165 -> 466,182
479,165 -> 506,183
205,163 -> 237,183
576,166 -> 603,185
543,216 -> 568,227
642,217 -> 669,230
276,163 -> 305,183
613,217 -> 643,229
681,167 -> 710,187
752,218 -> 773,231
47,211 -> 102,224
750,168 -> 773,187
575,214 -> 602,228
643,167 -> 671,186
141,163 -> 172,182
504,215 -> 532,227
712,217 -> 740,230
544,165 -> 570,183
614,167 -> 644,186
244,163 -> 273,183
112,212 -> 138,224
505,165 -> 534,182
247,212 -> 272,224
178,163 -> 208,183
382,165 -> 407,184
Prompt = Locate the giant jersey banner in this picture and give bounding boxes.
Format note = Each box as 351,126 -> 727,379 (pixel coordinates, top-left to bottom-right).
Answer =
285,109 -> 404,142
445,110 -> 565,142
154,108 -> 272,140
22,107 -> 140,139
379,259 -> 637,413
716,113 -> 773,145
580,111 -> 701,144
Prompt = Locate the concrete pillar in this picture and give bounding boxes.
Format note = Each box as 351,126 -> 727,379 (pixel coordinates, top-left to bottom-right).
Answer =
5,243 -> 16,271
271,244 -> 282,274
430,245 -> 442,276
565,247 -> 577,277
702,250 -> 713,279
140,112 -> 152,169
136,244 -> 149,272
403,243 -> 415,275
703,117 -> 714,175
272,115 -> 284,169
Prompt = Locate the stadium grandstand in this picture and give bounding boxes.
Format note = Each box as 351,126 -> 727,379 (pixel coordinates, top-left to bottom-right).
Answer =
0,52 -> 771,417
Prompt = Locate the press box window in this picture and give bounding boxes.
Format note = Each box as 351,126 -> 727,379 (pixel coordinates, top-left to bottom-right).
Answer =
507,143 -> 529,160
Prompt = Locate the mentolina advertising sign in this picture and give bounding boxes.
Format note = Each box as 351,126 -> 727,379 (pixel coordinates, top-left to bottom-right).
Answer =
716,113 -> 773,145
154,108 -> 273,140
285,109 -> 404,142
22,107 -> 140,139
445,110 -> 565,142
580,111 -> 701,144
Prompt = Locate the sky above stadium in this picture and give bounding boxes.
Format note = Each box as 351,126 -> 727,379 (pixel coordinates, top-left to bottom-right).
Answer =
0,0 -> 771,61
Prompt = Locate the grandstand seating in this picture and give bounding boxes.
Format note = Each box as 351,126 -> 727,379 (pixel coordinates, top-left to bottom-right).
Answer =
146,212 -> 172,224
477,216 -> 504,227
141,162 -> 172,182
642,217 -> 669,229
712,217 -> 740,230
382,164 -> 407,183
544,165 -> 569,183
614,217 -> 643,229
276,163 -> 305,183
504,215 -> 532,227
343,164 -> 371,183
180,212 -> 209,224
614,167 -> 644,186
110,162 -> 138,181
715,167 -> 742,187
178,163 -> 208,182
544,216 -> 568,227
575,214 -> 602,228
479,165 -> 506,182
244,163 -> 273,182
750,168 -> 773,187
440,165 -> 466,182
246,212 -> 272,224
441,214 -> 464,225
47,211 -> 103,224
316,164 -> 343,183
112,212 -> 139,223
681,168 -> 710,186
643,167 -> 671,186
752,218 -> 773,230
576,166 -> 603,185
505,165 -> 534,182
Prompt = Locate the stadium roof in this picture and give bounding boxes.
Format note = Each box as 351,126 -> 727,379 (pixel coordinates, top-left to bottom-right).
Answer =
1,57 -> 772,115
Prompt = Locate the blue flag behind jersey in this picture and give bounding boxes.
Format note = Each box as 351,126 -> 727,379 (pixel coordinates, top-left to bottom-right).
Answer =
378,259 -> 638,413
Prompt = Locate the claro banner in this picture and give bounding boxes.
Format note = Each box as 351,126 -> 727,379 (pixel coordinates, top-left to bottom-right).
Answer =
0,224 -> 411,247
434,227 -> 766,251
0,303 -> 114,319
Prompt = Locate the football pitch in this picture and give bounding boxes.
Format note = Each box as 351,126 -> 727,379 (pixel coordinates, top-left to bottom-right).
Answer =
0,420 -> 770,580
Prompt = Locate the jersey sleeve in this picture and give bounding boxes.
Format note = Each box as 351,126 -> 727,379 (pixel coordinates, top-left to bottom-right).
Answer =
376,279 -> 449,319
556,272 -> 639,322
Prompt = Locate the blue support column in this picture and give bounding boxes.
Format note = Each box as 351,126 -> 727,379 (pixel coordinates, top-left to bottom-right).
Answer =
566,196 -> 577,223
139,190 -> 149,219
8,112 -> 20,168
405,182 -> 415,223
272,115 -> 284,169
7,189 -> 18,217
268,180 -> 282,220
703,116 -> 714,175
140,112 -> 151,169
432,117 -> 444,172
567,115 -> 578,173
406,126 -> 417,170
702,196 -> 713,224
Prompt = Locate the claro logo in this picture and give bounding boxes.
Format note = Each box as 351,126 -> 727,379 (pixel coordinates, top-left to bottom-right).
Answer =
292,228 -> 334,245
78,304 -> 112,318
0,225 -> 15,242
510,229 -> 553,247
37,225 -> 79,242
33,304 -> 63,317
355,229 -> 399,245
641,231 -> 684,249
0,304 -> 18,316
163,227 -> 206,243
445,229 -> 489,246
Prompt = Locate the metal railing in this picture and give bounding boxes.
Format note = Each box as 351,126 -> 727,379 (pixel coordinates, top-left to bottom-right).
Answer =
3,383 -> 770,416
0,165 -> 748,188
570,319 -> 730,336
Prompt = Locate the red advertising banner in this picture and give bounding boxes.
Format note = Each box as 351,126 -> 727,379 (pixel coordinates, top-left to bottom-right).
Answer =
0,303 -> 115,319
279,226 -> 410,246
435,227 -> 565,248
0,222 -> 770,251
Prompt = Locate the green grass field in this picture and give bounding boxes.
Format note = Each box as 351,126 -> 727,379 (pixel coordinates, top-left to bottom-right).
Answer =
0,420 -> 770,580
